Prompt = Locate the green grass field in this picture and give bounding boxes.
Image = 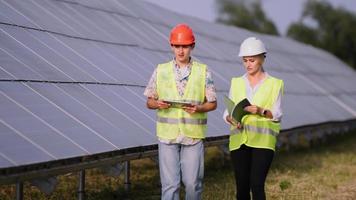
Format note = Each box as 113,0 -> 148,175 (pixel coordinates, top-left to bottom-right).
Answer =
1,131 -> 356,200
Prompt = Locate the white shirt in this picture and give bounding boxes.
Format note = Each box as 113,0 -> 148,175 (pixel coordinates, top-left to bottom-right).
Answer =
223,73 -> 283,124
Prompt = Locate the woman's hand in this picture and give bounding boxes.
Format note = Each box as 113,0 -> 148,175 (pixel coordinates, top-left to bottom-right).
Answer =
226,116 -> 242,129
244,105 -> 261,115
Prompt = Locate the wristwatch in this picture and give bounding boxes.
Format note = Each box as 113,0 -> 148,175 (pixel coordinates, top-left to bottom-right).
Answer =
261,109 -> 267,116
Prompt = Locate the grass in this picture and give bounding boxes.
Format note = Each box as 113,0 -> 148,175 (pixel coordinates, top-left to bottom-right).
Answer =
1,131 -> 356,200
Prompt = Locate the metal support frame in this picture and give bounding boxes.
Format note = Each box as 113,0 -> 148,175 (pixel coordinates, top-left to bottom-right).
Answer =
16,182 -> 23,200
124,161 -> 131,191
78,170 -> 85,200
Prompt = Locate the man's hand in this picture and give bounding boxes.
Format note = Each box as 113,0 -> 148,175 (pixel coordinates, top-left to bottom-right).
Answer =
182,104 -> 199,114
146,98 -> 170,110
156,100 -> 170,109
183,101 -> 217,114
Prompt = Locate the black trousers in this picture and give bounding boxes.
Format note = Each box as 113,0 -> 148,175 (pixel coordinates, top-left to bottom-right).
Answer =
230,144 -> 274,200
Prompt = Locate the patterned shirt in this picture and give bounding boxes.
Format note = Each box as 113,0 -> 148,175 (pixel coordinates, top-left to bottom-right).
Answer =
144,59 -> 217,145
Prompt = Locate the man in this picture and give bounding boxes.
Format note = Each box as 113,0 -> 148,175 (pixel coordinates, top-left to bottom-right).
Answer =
144,23 -> 217,200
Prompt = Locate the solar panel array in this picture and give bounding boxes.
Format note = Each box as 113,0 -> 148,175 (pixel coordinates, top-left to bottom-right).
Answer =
1,0 -> 356,172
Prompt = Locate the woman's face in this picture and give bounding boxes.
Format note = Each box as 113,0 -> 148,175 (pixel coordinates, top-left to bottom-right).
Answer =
242,54 -> 264,75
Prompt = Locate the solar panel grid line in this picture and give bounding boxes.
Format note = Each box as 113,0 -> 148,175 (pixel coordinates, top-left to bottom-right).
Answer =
118,47 -> 155,76
51,83 -> 155,139
0,22 -> 139,48
36,33 -> 128,83
30,0 -> 82,38
80,84 -> 154,137
1,81 -> 122,154
295,73 -> 356,117
45,0 -> 138,47
2,23 -> 156,84
93,44 -> 147,82
0,28 -> 77,81
196,36 -> 225,60
63,4 -> 118,41
124,86 -> 148,102
105,14 -> 161,50
40,0 -> 97,38
0,30 -> 71,81
0,2 -> 142,47
0,42 -> 147,87
0,86 -> 92,154
3,2 -> 121,83
0,67 -> 12,80
21,83 -> 121,150
26,29 -> 99,82
63,2 -> 137,45
193,55 -> 230,86
0,117 -> 58,160
104,14 -> 156,47
1,0 -> 128,83
265,52 -> 355,98
199,38 -> 235,61
51,3 -> 165,78
51,83 -> 156,147
111,0 -> 146,21
0,152 -> 17,166
9,27 -> 108,82
0,50 -> 43,80
27,83 -> 148,151
0,0 -> 44,30
2,0 -> 77,37
38,35 -> 118,82
110,87 -> 155,123
92,0 -> 133,17
138,20 -> 170,43
63,0 -> 139,21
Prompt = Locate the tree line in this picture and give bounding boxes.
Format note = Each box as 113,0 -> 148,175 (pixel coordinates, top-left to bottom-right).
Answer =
216,0 -> 356,70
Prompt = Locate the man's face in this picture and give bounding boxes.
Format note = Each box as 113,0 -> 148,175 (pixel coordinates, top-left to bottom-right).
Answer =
171,44 -> 193,64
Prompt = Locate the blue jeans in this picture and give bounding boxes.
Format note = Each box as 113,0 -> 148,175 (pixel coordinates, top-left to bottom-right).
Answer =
158,141 -> 204,200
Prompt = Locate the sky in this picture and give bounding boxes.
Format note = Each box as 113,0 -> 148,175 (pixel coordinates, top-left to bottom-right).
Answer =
143,0 -> 356,35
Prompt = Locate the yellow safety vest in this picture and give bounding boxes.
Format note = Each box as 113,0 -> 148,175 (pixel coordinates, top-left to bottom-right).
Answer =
229,76 -> 283,151
156,61 -> 207,139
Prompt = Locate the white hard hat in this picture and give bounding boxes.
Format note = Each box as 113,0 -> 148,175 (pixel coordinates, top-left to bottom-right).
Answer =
238,37 -> 267,57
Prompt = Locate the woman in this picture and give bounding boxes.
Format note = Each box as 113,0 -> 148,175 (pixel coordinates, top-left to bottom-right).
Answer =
224,37 -> 284,200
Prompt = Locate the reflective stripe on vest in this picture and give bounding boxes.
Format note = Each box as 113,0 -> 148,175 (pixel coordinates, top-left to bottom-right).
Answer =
156,61 -> 207,139
231,124 -> 279,137
157,117 -> 207,125
228,76 -> 283,151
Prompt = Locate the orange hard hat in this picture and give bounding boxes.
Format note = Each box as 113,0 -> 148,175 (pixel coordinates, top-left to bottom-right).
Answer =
169,24 -> 195,45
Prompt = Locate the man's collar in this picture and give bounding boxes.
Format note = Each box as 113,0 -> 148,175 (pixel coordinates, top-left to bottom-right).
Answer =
173,57 -> 193,68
